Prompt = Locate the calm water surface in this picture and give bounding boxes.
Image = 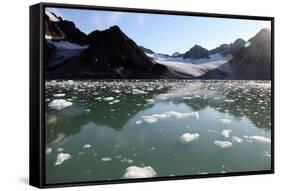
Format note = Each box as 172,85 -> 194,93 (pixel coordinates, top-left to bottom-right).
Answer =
45,80 -> 271,184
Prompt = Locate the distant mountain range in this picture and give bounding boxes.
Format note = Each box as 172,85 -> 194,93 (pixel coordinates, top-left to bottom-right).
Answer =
44,11 -> 271,80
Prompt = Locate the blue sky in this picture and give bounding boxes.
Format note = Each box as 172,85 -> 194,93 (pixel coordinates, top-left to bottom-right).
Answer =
46,7 -> 270,55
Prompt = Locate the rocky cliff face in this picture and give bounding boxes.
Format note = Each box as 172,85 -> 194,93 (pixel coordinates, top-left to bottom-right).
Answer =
183,45 -> 209,59
229,28 -> 271,80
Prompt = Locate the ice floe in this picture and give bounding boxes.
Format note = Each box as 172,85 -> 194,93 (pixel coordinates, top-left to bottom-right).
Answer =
132,89 -> 147,95
45,147 -> 52,154
146,99 -> 155,104
221,129 -> 232,138
136,120 -> 142,125
214,141 -> 233,148
232,136 -> 243,143
101,157 -> 112,162
104,97 -> 114,101
53,93 -> 66,97
244,135 -> 271,143
121,157 -> 134,164
54,153 -> 71,165
142,116 -> 158,124
57,147 -> 64,152
83,144 -> 92,148
219,119 -> 231,124
179,133 -> 199,143
48,99 -> 73,110
123,166 -> 157,178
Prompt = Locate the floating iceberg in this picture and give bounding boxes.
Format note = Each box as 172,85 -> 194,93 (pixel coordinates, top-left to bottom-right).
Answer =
232,136 -> 243,143
45,147 -> 52,154
142,116 -> 158,124
214,141 -> 233,148
101,157 -> 112,162
179,133 -> 199,143
123,166 -> 157,178
53,93 -> 66,97
244,135 -> 271,143
221,129 -> 232,138
104,97 -> 114,101
83,144 -> 92,148
48,99 -> 72,110
136,120 -> 142,125
132,88 -> 147,95
54,153 -> 71,165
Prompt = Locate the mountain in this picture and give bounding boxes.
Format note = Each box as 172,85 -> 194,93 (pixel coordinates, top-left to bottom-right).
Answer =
171,52 -> 183,57
45,25 -> 177,79
139,46 -> 155,54
229,28 -> 271,80
183,45 -> 209,59
210,38 -> 245,56
45,11 -> 87,44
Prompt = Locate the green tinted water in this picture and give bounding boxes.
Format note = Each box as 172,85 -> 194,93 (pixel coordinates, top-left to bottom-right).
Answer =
45,80 -> 271,184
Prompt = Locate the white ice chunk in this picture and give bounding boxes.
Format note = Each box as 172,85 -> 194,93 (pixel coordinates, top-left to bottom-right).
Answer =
179,133 -> 199,143
219,119 -> 231,124
247,135 -> 271,143
83,144 -> 92,148
132,89 -> 148,95
146,99 -> 155,104
221,129 -> 232,138
57,147 -> 64,152
101,157 -> 112,162
136,120 -> 142,125
123,166 -> 157,178
53,93 -> 66,97
142,116 -> 158,124
214,141 -> 233,148
232,136 -> 243,143
48,99 -> 72,110
54,153 -> 71,165
45,147 -> 52,154
104,97 -> 114,101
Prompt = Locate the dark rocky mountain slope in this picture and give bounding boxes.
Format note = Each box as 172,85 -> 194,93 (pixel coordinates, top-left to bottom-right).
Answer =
229,28 -> 271,80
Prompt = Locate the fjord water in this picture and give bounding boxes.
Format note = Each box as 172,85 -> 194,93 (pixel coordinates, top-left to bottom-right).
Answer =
45,80 -> 271,184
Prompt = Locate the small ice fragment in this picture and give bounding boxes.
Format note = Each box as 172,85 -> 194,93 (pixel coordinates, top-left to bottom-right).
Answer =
142,116 -> 158,124
179,133 -> 199,143
101,157 -> 112,162
132,89 -> 147,95
54,153 -> 71,165
214,141 -> 233,148
148,147 -> 156,151
53,93 -> 66,97
104,97 -> 114,101
136,120 -> 142,125
123,166 -> 157,178
95,97 -> 102,100
48,99 -> 72,110
224,99 -> 235,103
247,135 -> 271,143
57,147 -> 64,152
146,99 -> 155,104
83,144 -> 91,149
219,119 -> 231,124
45,147 -> 52,154
221,129 -> 232,138
232,136 -> 243,143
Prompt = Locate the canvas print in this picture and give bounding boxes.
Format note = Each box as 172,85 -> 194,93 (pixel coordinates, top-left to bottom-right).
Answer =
44,7 -> 272,184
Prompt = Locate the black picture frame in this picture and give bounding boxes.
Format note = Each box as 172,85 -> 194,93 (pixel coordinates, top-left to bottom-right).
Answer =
30,2 -> 274,188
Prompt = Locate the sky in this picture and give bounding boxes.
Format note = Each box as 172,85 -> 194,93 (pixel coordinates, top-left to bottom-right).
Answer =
46,7 -> 270,55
